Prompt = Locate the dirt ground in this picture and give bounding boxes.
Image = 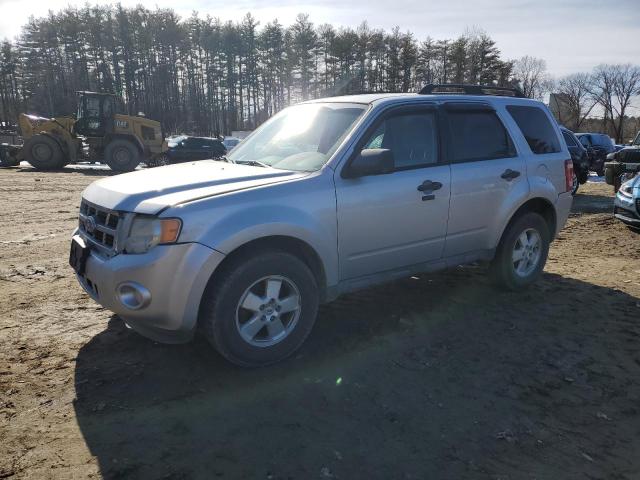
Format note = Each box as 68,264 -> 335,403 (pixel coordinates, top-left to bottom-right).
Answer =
1,165 -> 639,480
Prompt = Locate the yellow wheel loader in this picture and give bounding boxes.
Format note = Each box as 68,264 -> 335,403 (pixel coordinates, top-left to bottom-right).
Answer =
6,92 -> 167,172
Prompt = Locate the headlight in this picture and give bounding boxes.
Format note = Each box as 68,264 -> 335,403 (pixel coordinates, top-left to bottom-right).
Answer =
618,177 -> 636,197
618,179 -> 635,198
123,216 -> 182,254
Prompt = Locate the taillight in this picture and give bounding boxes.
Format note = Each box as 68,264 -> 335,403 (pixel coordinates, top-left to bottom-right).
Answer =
564,159 -> 574,192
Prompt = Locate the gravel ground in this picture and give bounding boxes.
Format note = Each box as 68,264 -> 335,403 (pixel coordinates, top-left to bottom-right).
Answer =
1,165 -> 639,480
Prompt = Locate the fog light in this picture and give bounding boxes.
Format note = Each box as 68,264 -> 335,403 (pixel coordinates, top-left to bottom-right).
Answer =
116,282 -> 151,310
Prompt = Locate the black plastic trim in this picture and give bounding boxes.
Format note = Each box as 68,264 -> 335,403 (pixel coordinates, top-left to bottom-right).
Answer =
419,83 -> 525,98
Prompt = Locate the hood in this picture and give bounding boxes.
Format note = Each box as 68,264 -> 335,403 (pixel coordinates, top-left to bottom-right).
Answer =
82,160 -> 308,214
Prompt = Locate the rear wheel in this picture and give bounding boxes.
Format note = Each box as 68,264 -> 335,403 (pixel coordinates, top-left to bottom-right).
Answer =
104,139 -> 140,172
490,212 -> 550,290
200,251 -> 319,367
24,135 -> 66,170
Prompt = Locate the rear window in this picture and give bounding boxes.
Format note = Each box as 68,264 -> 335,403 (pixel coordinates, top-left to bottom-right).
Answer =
594,135 -> 614,148
507,105 -> 561,154
446,110 -> 515,163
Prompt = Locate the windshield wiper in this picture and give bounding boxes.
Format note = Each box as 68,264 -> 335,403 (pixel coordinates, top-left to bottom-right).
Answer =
236,160 -> 270,168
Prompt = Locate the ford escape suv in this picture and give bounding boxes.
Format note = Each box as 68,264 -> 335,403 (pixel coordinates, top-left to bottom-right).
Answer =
70,84 -> 574,367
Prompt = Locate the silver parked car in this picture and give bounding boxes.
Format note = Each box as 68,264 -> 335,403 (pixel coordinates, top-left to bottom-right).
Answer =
613,174 -> 640,230
70,85 -> 574,366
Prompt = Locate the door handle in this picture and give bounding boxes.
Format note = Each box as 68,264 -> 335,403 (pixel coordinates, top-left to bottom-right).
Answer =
417,180 -> 443,192
501,169 -> 521,181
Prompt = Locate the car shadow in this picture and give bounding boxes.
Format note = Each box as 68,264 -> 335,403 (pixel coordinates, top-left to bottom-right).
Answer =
73,268 -> 640,479
572,191 -> 613,214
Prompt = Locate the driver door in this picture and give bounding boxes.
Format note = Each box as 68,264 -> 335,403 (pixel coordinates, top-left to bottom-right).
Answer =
334,106 -> 451,280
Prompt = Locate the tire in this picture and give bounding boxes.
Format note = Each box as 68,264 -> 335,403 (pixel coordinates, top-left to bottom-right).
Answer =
489,212 -> 550,291
104,139 -> 140,172
149,153 -> 169,168
0,146 -> 18,167
23,135 -> 65,170
571,172 -> 579,196
200,251 -> 319,367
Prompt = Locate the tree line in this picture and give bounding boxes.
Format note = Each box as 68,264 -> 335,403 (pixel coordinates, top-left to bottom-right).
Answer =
0,4 -> 638,142
0,5 -> 515,135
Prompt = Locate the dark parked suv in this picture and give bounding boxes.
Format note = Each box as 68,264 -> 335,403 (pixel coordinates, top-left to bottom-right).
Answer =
560,126 -> 589,195
160,136 -> 226,165
575,133 -> 615,175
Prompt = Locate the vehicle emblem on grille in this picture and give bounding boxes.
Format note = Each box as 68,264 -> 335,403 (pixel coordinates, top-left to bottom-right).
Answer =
84,215 -> 97,234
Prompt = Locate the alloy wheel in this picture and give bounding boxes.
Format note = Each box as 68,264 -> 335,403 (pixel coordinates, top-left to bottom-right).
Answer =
235,275 -> 301,347
512,228 -> 542,278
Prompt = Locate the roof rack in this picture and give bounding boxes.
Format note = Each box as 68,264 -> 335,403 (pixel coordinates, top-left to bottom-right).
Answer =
418,84 -> 525,98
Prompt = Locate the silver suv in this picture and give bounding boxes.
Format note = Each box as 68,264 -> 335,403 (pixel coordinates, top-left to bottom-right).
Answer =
70,86 -> 574,366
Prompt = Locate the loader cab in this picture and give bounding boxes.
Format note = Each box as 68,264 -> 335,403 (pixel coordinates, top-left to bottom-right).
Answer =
74,92 -> 125,138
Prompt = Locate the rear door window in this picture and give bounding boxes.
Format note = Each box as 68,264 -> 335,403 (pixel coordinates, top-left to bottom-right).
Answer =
184,138 -> 201,148
507,105 -> 561,154
446,109 -> 515,163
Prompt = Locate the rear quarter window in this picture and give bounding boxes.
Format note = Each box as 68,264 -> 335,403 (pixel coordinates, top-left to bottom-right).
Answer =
507,105 -> 561,154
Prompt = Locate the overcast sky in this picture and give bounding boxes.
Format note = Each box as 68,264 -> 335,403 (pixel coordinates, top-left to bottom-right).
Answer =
0,0 -> 637,77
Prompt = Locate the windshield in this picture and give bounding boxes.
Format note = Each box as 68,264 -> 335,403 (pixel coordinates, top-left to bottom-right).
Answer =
633,132 -> 640,146
168,135 -> 187,146
228,103 -> 367,171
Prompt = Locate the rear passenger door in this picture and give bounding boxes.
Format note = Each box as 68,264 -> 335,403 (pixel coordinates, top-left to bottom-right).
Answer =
187,138 -> 207,161
443,103 -> 528,257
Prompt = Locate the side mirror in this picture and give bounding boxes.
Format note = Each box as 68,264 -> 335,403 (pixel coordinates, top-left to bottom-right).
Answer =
344,148 -> 394,178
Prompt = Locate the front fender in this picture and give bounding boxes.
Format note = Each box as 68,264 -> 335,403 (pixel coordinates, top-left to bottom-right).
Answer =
198,205 -> 338,286
171,173 -> 339,286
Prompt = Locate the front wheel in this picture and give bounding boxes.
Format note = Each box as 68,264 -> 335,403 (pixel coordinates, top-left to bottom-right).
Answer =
23,135 -> 66,170
490,212 -> 550,290
200,251 -> 319,367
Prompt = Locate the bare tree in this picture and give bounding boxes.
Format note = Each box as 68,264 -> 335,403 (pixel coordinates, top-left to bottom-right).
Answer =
512,55 -> 549,99
555,72 -> 598,130
589,64 -> 640,143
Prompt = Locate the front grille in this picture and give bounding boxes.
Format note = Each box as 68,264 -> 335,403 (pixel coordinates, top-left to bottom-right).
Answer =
78,200 -> 120,255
